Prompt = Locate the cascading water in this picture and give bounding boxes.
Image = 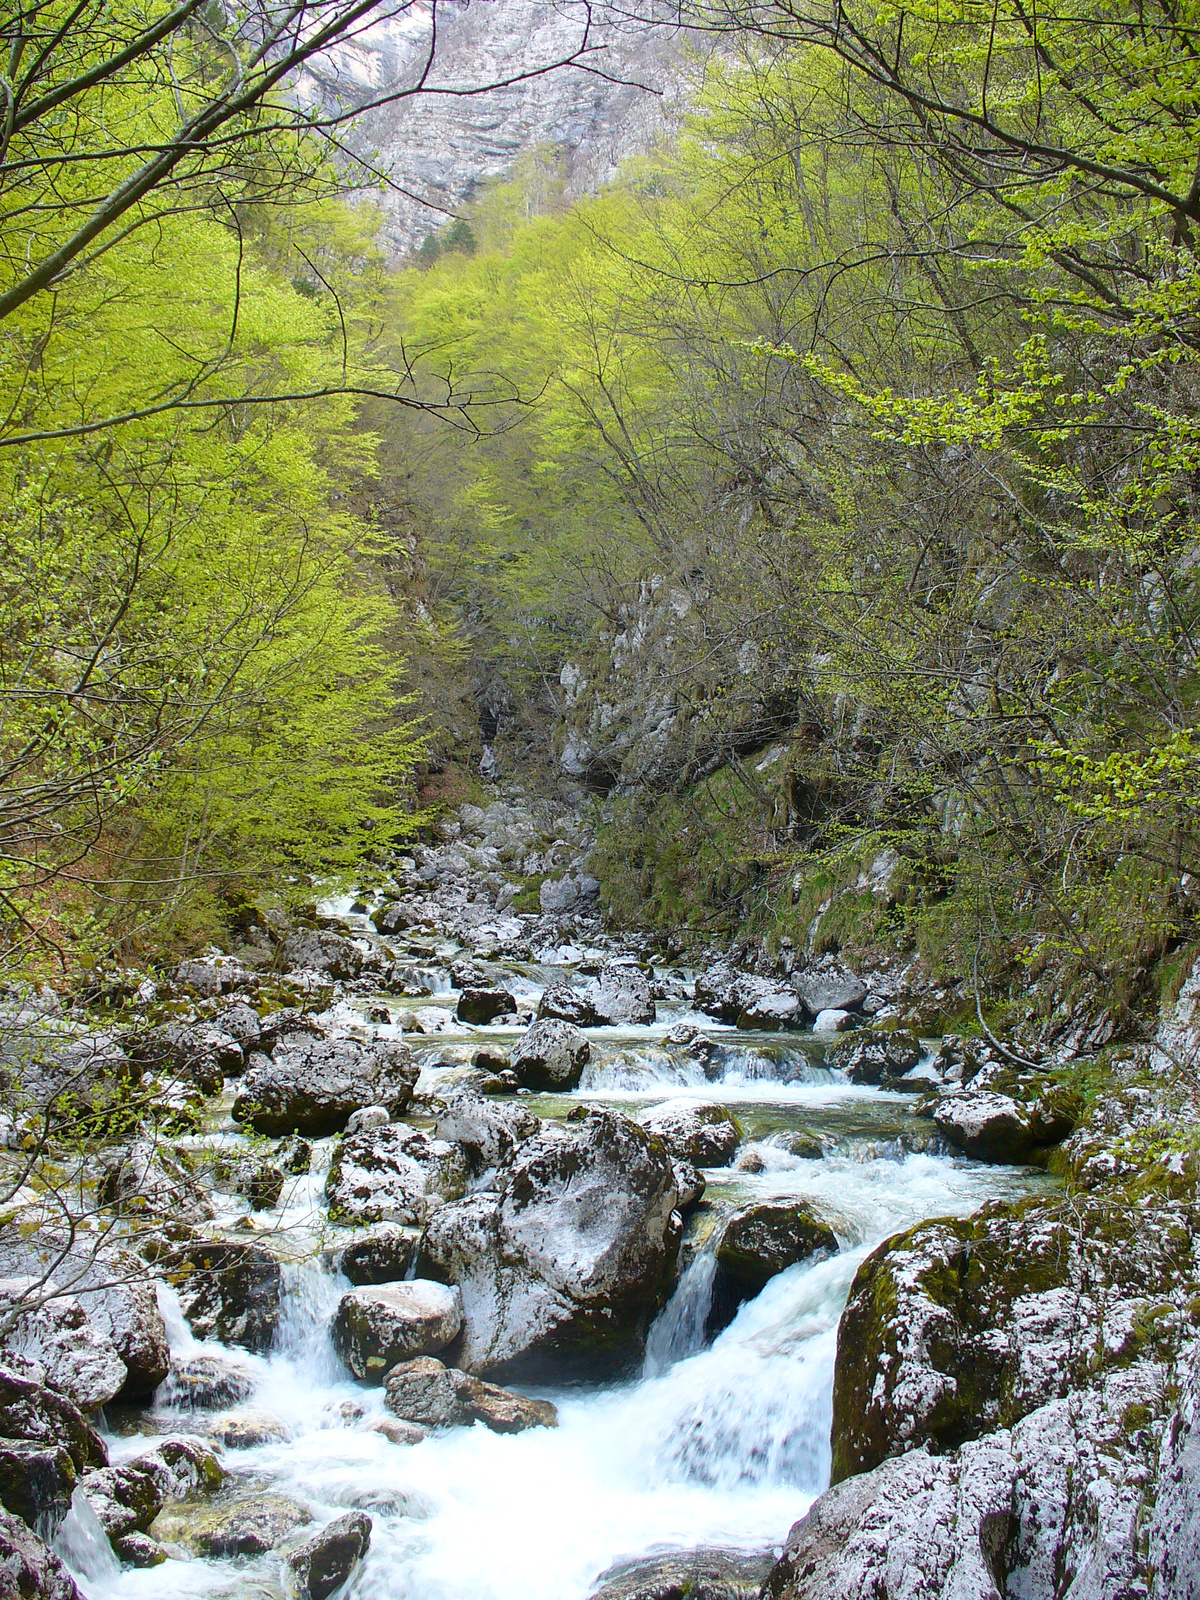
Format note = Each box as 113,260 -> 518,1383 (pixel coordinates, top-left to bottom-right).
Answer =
62,936 -> 1052,1600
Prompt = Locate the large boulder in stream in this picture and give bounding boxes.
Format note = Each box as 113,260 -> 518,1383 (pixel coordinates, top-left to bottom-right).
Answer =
325,1125 -> 469,1226
286,1511 -> 373,1600
0,1358 -> 107,1473
153,1239 -> 281,1353
826,1030 -> 921,1085
384,1356 -> 557,1433
934,1085 -> 1079,1164
332,1282 -> 462,1380
455,987 -> 516,1025
432,1086 -> 540,1170
590,962 -> 655,1026
0,1282 -> 126,1411
715,1201 -> 839,1299
538,984 -> 602,1027
509,1019 -> 591,1092
419,1108 -> 682,1379
638,1101 -> 741,1167
791,962 -> 868,1015
0,1439 -> 78,1536
0,1509 -> 81,1600
232,1036 -> 418,1137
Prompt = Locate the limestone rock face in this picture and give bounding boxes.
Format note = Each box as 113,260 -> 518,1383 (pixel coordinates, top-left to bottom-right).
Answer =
332,1282 -> 463,1380
233,1036 -> 418,1136
419,1109 -> 681,1378
383,1356 -> 557,1434
638,1101 -> 740,1167
325,1125 -> 469,1226
510,1019 -> 591,1091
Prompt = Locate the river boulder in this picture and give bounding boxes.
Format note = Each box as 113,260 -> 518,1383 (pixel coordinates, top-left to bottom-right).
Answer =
420,1109 -> 681,1379
638,1101 -> 741,1167
0,1508 -> 81,1599
736,991 -> 808,1031
286,1511 -> 373,1600
509,1019 -> 591,1091
150,1490 -> 311,1557
336,1224 -> 418,1286
160,1352 -> 257,1409
826,1029 -> 921,1085
384,1356 -> 557,1433
590,1548 -> 775,1599
537,984 -> 602,1027
590,963 -> 655,1026
432,1085 -> 540,1169
934,1084 -> 1079,1164
325,1125 -> 469,1226
715,1201 -> 839,1299
456,987 -> 516,1025
155,1239 -> 281,1353
791,963 -> 867,1015
332,1282 -> 462,1380
0,1359 -> 107,1472
0,1438 -> 77,1536
232,1036 -> 418,1137
0,1283 -> 126,1411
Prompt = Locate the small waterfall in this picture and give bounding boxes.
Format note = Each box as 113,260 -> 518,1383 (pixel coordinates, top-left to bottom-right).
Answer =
273,1259 -> 347,1385
55,1488 -> 121,1587
643,1250 -> 718,1377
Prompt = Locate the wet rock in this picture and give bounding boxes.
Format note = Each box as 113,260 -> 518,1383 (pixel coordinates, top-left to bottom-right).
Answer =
812,1008 -> 855,1033
432,1085 -> 540,1169
826,1029 -> 921,1085
233,1036 -> 418,1137
371,1416 -> 428,1446
337,1224 -> 418,1286
0,1360 -> 107,1472
258,1008 -> 325,1053
715,1200 -> 838,1301
590,963 -> 655,1026
0,1508 -> 81,1599
471,1045 -> 511,1073
792,963 -> 867,1015
776,1129 -> 824,1159
694,961 -> 759,1024
207,1409 -> 289,1448
236,1157 -> 285,1211
933,1084 -> 1078,1164
160,1351 -> 257,1409
79,1441 -> 220,1557
591,1548 -> 774,1599
332,1282 -> 463,1380
98,1138 -> 214,1224
278,1135 -> 313,1175
736,990 -> 808,1031
150,1490 -> 311,1557
638,1101 -> 741,1167
509,1019 -> 591,1091
0,1284 -> 126,1411
345,1105 -> 390,1135
285,1511 -> 372,1600
325,1125 -> 469,1226
671,1161 -> 705,1210
384,1356 -> 558,1433
420,1109 -> 681,1379
456,988 -> 516,1025
157,1239 -> 281,1352
0,1439 -> 77,1535
537,984 -> 602,1027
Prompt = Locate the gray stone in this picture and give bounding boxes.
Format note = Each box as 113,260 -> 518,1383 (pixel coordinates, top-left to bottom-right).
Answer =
286,1511 -> 372,1600
0,1508 -> 81,1598
233,1036 -> 418,1136
175,956 -> 246,996
337,1225 -> 418,1286
590,963 -> 655,1026
812,1008 -> 856,1033
160,1351 -> 257,1409
0,1283 -> 126,1411
537,984 -> 602,1027
456,987 -> 517,1025
0,1439 -> 77,1536
591,1548 -> 774,1599
792,963 -> 868,1014
383,1356 -> 557,1433
736,991 -> 808,1031
332,1282 -> 462,1380
715,1200 -> 839,1297
420,1109 -> 681,1379
150,1491 -> 311,1557
432,1085 -> 540,1169
638,1101 -> 741,1167
0,1360 -> 107,1473
157,1239 -> 281,1352
510,1018 -> 591,1091
325,1124 -> 469,1226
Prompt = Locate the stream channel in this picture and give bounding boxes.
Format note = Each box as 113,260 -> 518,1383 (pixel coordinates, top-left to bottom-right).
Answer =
58,910 -> 1053,1600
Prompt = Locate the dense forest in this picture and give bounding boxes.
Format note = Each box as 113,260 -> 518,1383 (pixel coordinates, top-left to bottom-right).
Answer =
2,3 -> 1200,1598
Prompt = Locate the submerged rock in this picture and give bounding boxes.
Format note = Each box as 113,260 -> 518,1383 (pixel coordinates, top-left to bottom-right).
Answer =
150,1490 -> 311,1557
232,1036 -> 418,1137
383,1356 -> 557,1433
286,1511 -> 373,1600
332,1282 -> 462,1380
325,1124 -> 469,1226
591,1548 -> 774,1599
509,1019 -> 591,1092
420,1109 -> 681,1379
638,1101 -> 741,1167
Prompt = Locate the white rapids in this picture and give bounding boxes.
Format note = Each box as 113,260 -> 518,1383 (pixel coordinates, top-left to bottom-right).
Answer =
59,938 -> 1050,1600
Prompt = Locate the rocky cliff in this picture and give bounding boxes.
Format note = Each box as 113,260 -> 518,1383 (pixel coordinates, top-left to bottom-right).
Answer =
298,0 -> 685,254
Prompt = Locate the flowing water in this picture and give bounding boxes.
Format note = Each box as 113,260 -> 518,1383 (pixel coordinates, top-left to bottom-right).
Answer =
59,922 -> 1053,1600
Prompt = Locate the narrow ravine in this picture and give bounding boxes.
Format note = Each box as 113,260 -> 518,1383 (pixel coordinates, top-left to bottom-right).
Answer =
53,910 -> 1052,1600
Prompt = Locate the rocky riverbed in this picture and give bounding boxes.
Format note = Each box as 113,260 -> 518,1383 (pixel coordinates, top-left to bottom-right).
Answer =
1,794 -> 1198,1599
